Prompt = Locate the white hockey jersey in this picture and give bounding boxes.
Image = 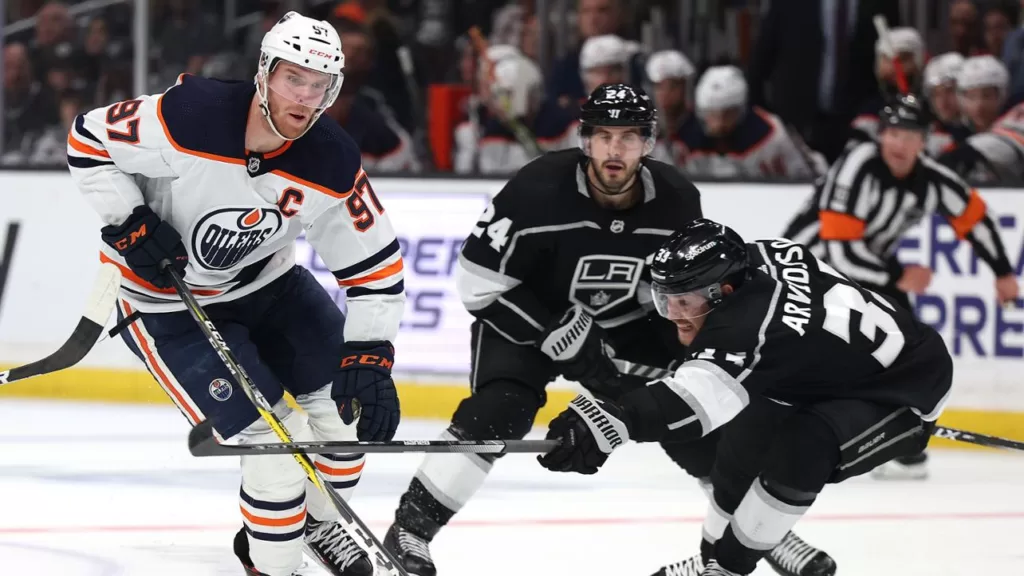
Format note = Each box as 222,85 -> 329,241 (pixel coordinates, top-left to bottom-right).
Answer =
67,74 -> 405,343
951,102 -> 1024,182
678,107 -> 826,178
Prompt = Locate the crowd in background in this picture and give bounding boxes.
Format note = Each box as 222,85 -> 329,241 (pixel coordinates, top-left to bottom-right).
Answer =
5,0 -> 1024,181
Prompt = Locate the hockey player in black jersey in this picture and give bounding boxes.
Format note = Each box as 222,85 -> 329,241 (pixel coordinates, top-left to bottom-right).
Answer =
539,219 -> 954,576
382,84 -> 833,576
784,93 -> 1018,479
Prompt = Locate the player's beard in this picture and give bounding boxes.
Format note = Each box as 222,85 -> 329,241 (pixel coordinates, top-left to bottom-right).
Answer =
270,104 -> 315,140
591,158 -> 640,196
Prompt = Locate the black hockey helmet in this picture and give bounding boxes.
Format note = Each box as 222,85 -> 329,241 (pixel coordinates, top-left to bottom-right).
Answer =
580,83 -> 657,136
879,93 -> 929,133
650,219 -> 749,317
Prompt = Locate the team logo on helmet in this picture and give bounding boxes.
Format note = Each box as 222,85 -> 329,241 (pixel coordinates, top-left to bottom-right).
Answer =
191,207 -> 284,271
569,255 -> 645,316
209,378 -> 233,402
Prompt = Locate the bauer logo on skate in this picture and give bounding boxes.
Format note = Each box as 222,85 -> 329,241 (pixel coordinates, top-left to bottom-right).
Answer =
190,207 -> 284,271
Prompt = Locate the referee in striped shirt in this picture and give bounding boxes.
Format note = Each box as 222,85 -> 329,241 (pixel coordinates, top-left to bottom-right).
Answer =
784,94 -> 1019,479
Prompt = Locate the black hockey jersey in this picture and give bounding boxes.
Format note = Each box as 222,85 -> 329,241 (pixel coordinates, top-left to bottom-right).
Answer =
455,149 -> 703,367
624,238 -> 953,442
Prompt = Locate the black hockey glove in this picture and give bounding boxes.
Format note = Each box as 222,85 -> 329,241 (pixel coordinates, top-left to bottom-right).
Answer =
100,205 -> 187,289
537,305 -> 621,393
333,341 -> 400,441
538,394 -> 631,474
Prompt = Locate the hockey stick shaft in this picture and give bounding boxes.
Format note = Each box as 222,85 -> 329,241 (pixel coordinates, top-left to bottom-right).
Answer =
612,359 -> 1024,452
0,263 -> 121,386
161,264 -> 407,576
187,418 -> 558,456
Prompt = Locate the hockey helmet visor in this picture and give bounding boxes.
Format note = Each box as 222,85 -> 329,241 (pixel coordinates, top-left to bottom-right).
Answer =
650,219 -> 749,319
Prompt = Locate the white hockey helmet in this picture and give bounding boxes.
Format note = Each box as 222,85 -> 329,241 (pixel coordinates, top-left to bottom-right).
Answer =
957,55 -> 1010,93
695,65 -> 748,114
579,34 -> 629,71
875,27 -> 925,68
923,52 -> 965,92
492,55 -> 544,118
256,11 -> 345,140
645,50 -> 695,83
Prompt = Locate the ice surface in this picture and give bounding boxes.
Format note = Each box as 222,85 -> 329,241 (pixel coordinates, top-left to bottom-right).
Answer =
1,399 -> 1022,575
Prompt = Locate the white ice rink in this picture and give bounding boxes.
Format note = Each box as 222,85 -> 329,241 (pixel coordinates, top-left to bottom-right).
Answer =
1,399 -> 1023,576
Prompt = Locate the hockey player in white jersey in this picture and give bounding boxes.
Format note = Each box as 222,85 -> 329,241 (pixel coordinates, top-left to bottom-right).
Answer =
922,52 -> 970,151
66,11 -> 404,576
645,49 -> 695,166
938,55 -> 1024,182
679,65 -> 826,178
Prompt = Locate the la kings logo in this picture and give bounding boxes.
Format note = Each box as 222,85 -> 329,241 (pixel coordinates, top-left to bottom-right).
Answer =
191,207 -> 283,271
569,255 -> 644,316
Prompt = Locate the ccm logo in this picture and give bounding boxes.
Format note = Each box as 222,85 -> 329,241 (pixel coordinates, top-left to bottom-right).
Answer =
341,354 -> 393,370
309,49 -> 333,58
114,223 -> 148,250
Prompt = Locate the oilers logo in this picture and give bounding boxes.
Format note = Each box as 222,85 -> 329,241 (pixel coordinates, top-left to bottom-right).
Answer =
191,207 -> 283,271
209,378 -> 233,402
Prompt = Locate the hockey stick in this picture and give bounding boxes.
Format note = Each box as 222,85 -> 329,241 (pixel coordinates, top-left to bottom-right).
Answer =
160,263 -> 407,576
611,359 -> 1024,453
873,15 -> 910,95
0,263 -> 121,386
187,418 -> 558,457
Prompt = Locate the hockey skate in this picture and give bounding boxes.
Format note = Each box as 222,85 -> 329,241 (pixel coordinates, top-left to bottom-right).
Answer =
701,559 -> 742,576
765,531 -> 836,576
302,516 -> 374,576
383,523 -> 436,576
233,528 -> 309,576
871,451 -> 929,480
651,553 -> 704,576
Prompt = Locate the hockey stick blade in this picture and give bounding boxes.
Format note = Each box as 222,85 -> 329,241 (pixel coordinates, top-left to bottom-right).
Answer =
0,263 -> 121,386
188,419 -> 559,457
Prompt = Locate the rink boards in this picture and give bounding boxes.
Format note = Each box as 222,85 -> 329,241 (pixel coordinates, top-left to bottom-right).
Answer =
1,172 -> 1022,447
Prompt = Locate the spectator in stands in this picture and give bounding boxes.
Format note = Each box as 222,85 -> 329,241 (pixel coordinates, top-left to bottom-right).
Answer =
325,18 -> 422,173
948,0 -> 985,56
679,65 -> 826,178
644,49 -> 695,166
152,0 -> 223,90
29,2 -> 80,87
1000,0 -> 1024,104
2,43 -> 61,166
746,0 -> 900,164
78,16 -> 130,107
983,2 -> 1018,57
578,34 -> 630,104
848,28 -> 927,148
923,52 -> 971,153
469,50 -> 578,174
547,0 -> 624,108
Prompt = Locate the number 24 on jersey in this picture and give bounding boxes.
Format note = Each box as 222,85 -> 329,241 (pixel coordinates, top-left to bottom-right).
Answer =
471,203 -> 513,251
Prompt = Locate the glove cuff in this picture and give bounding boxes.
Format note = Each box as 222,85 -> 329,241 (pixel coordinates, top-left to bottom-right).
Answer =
567,395 -> 631,452
339,340 -> 395,373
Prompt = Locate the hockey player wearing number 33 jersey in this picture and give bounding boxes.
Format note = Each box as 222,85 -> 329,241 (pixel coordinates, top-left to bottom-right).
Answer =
539,219 -> 953,576
67,11 -> 402,576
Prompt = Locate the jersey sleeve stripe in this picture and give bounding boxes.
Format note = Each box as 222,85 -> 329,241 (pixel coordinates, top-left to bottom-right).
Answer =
336,258 -> 404,287
818,210 -> 866,240
67,131 -> 111,159
347,279 -> 405,298
660,361 -> 750,436
947,189 -> 987,239
68,156 -> 114,169
331,238 -> 401,280
73,114 -> 102,145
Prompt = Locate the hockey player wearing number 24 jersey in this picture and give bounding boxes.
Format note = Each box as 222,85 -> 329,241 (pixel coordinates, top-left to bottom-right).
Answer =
67,11 -> 403,576
540,219 -> 954,576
